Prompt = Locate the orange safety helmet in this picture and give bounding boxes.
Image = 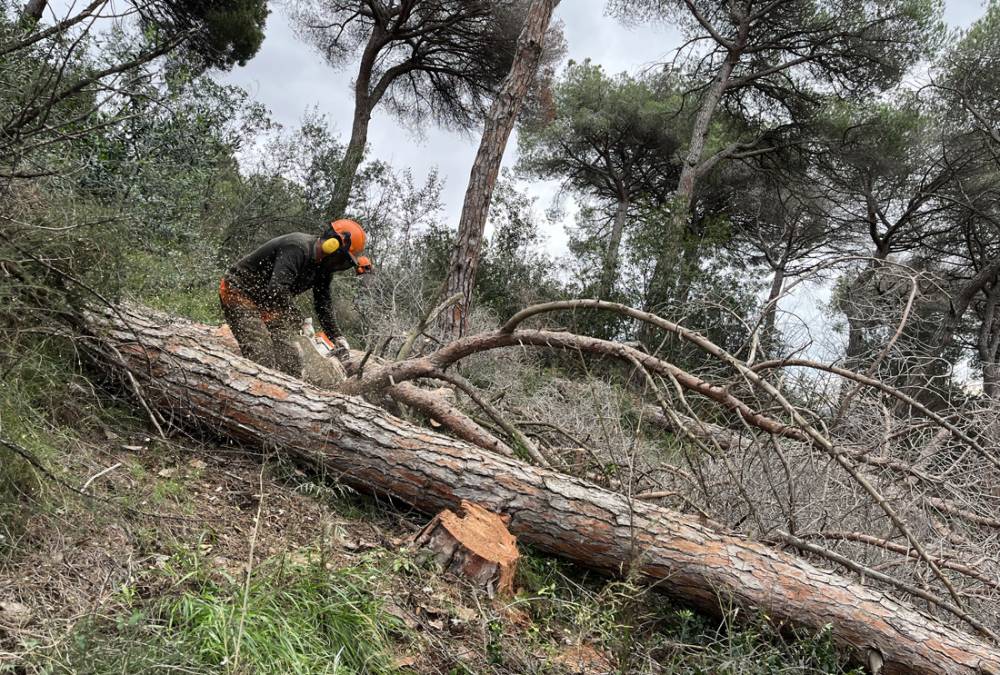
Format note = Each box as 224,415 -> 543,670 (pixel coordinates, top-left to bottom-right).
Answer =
331,219 -> 366,255
355,256 -> 372,275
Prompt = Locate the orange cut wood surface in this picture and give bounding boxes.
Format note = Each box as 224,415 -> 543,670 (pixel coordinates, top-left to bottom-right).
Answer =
438,501 -> 518,567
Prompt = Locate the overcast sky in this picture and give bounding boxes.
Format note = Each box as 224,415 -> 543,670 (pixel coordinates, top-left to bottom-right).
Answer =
218,1 -> 986,258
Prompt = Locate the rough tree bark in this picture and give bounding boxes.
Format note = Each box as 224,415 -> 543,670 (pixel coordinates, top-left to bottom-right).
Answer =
977,281 -> 1000,398
328,25 -> 385,219
84,303 -> 1000,675
761,262 -> 785,352
21,0 -> 46,22
440,0 -> 559,339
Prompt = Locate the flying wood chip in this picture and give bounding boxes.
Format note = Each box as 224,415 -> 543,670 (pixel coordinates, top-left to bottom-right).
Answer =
414,500 -> 519,597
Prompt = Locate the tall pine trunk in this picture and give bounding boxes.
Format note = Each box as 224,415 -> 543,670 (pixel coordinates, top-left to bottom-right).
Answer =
761,264 -> 786,354
599,198 -> 628,299
977,283 -> 1000,398
644,54 -> 738,317
439,0 -> 560,339
327,29 -> 384,219
328,102 -> 372,219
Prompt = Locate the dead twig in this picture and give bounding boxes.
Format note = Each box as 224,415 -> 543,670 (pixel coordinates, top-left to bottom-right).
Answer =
397,292 -> 463,361
800,531 -> 1000,592
425,369 -> 552,467
231,455 -> 268,672
80,461 -> 121,492
496,299 -> 974,618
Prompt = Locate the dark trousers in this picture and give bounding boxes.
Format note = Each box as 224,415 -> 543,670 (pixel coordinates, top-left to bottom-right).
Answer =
220,295 -> 303,377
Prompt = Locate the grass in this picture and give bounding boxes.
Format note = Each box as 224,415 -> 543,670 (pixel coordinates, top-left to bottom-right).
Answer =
0,338 -> 91,557
13,537 -> 867,675
34,548 -> 407,674
0,337 -> 408,675
514,549 -> 865,674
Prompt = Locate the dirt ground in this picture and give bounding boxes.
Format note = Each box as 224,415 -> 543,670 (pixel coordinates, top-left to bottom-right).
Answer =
0,419 -> 619,674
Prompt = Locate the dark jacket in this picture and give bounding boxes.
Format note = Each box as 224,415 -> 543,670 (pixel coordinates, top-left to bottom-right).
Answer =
225,233 -> 347,337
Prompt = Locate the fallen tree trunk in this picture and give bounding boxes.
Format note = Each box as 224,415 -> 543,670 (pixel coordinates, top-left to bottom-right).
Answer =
85,304 -> 1000,675
214,324 -> 517,458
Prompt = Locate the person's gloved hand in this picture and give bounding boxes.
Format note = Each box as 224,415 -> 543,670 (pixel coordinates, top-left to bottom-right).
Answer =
331,335 -> 351,362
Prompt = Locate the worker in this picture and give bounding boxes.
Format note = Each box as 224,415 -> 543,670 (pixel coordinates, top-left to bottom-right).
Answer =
218,219 -> 370,376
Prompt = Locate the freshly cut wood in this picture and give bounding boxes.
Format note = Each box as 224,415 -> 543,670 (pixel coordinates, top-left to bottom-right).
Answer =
85,304 -> 1000,675
414,500 -> 519,597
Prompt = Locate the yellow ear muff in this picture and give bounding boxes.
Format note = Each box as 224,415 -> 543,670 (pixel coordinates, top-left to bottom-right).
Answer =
321,237 -> 340,255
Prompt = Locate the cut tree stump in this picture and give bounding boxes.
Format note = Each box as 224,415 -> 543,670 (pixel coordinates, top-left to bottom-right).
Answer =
414,500 -> 519,597
83,304 -> 1000,675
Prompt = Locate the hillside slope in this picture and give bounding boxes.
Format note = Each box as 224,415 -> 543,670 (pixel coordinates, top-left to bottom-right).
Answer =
0,344 -> 862,674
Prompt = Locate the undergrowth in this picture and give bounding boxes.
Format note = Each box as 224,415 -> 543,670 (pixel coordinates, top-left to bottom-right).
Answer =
123,250 -> 224,325
39,550 -> 404,674
0,337 -> 96,557
513,551 -> 865,674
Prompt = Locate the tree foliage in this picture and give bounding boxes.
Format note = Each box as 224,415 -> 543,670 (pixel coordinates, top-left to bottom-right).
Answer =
141,0 -> 269,69
610,0 -> 943,107
294,0 -> 522,129
607,0 -> 944,320
517,60 -> 683,300
291,0 -> 563,216
518,60 -> 681,205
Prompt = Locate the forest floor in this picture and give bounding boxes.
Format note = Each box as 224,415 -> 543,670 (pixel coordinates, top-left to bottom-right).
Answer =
0,343 -> 861,674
